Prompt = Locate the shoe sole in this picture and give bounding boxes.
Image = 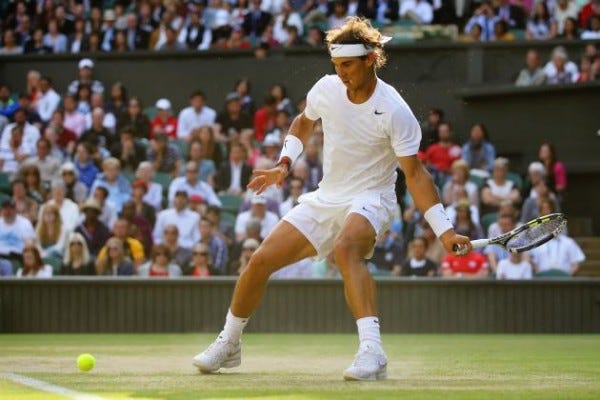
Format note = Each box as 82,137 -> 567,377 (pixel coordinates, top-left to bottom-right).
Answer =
193,352 -> 241,374
343,367 -> 387,381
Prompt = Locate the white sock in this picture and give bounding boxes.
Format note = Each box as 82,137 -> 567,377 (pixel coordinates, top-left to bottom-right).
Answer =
356,316 -> 382,350
220,309 -> 249,343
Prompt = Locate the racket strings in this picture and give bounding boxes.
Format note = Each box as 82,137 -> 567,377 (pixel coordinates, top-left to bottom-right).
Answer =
506,219 -> 564,251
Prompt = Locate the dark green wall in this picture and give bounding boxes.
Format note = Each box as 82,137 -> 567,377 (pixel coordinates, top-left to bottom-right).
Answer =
1,278 -> 599,333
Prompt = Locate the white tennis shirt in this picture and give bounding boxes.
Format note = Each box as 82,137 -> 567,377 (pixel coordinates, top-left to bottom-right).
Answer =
303,74 -> 421,203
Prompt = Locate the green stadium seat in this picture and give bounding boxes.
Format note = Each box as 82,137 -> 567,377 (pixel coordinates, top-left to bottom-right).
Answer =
0,192 -> 11,205
506,172 -> 523,191
153,172 -> 172,194
481,213 -> 498,235
535,269 -> 570,278
221,211 -> 237,228
144,106 -> 157,119
468,175 -> 486,190
122,171 -> 136,183
172,139 -> 189,159
0,172 -> 11,195
43,256 -> 63,275
219,194 -> 243,214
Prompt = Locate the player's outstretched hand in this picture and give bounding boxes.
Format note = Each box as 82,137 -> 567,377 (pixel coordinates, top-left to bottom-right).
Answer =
439,230 -> 472,255
247,166 -> 286,195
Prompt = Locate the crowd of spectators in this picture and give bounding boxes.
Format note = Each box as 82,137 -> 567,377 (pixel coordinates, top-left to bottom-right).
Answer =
0,50 -> 587,280
0,0 -> 599,57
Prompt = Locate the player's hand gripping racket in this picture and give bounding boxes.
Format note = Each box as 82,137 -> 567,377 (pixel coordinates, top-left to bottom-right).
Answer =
453,213 -> 567,255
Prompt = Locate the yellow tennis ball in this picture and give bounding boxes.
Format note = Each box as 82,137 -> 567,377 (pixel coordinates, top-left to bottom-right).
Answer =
77,353 -> 95,372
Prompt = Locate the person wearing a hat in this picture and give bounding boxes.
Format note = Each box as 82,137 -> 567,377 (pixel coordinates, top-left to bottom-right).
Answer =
233,194 -> 279,242
153,190 -> 200,249
151,98 -> 178,139
67,58 -> 104,96
0,198 -> 35,268
60,162 -> 88,204
101,9 -> 117,52
214,92 -> 253,141
75,198 -> 111,257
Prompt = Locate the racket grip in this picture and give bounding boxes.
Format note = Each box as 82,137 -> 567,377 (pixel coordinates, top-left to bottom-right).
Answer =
452,239 -> 490,255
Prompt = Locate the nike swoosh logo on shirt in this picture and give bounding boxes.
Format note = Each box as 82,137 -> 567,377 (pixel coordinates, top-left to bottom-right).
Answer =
374,110 -> 384,115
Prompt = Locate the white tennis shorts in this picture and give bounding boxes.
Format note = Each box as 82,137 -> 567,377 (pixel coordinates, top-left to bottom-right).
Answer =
282,189 -> 397,259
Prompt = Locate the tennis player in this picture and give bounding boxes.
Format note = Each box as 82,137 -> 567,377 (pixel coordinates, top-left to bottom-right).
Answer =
194,17 -> 471,380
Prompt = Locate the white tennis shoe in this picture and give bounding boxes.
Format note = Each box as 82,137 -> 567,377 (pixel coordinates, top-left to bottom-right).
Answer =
193,334 -> 241,373
343,344 -> 388,381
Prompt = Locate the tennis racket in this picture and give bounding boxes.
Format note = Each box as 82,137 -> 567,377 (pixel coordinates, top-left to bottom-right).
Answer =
454,213 -> 567,254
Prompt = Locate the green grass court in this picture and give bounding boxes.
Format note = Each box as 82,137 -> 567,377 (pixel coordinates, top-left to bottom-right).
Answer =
1,334 -> 599,399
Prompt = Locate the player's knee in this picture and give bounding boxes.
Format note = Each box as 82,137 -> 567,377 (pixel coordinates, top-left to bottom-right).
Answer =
332,236 -> 361,271
245,248 -> 271,277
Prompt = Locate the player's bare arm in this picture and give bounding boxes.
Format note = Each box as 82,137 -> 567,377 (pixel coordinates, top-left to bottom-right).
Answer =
247,112 -> 315,194
398,154 -> 472,254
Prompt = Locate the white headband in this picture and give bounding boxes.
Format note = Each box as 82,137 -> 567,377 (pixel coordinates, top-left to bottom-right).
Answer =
329,36 -> 392,58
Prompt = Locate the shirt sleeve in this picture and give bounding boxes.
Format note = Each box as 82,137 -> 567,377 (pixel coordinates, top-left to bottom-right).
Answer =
389,106 -> 422,157
303,77 -> 326,121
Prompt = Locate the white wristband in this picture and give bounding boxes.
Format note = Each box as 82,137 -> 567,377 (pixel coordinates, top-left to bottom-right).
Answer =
278,134 -> 304,165
424,203 -> 454,238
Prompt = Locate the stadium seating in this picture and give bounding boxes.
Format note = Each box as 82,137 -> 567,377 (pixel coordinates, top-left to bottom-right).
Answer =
481,213 -> 498,235
0,172 -> 10,195
218,194 -> 243,215
506,172 -> 523,191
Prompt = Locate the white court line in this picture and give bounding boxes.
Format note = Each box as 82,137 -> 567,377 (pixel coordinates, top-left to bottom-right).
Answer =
1,372 -> 104,400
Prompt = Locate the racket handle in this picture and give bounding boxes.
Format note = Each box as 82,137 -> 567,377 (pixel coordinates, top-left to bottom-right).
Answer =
452,239 -> 490,254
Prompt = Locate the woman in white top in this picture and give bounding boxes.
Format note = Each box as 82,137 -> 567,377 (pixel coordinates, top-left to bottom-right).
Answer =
17,244 -> 53,278
441,159 -> 479,207
36,204 -> 69,259
481,157 -> 521,214
496,252 -> 533,280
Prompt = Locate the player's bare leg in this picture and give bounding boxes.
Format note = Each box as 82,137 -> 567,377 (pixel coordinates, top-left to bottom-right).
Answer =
334,213 -> 388,381
193,220 -> 316,373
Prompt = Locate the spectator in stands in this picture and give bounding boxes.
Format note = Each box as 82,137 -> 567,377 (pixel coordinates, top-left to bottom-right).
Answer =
452,199 -> 484,240
194,125 -> 223,167
36,203 -> 68,258
253,95 -> 278,142
0,84 -> 20,120
159,26 -> 187,51
40,180 -> 80,232
186,243 -> 215,277
80,108 -> 110,153
301,139 -> 323,191
24,27 -> 53,54
369,226 -> 405,275
19,164 -> 46,204
273,1 -> 304,44
0,29 -> 23,55
538,142 -> 567,197
544,46 -> 578,84
515,49 -> 546,86
125,13 -> 150,51
1,108 -> 41,157
177,91 -> 217,142
206,204 -> 235,246
135,161 -> 164,211
186,140 -> 216,186
73,143 -> 99,191
234,194 -> 279,242
116,97 -> 150,140
581,15 -> 600,40
280,176 -> 305,216
36,76 -> 61,123
217,142 -> 253,195
59,162 -> 87,205
422,122 -> 461,185
304,25 -> 326,47
90,158 -> 131,213
523,161 -> 546,198
16,243 -> 53,278
199,216 -> 229,275
178,7 -> 212,50
461,123 -> 496,175
96,217 -> 146,268
27,138 -> 61,184
484,209 -> 517,272
111,128 -> 147,174
67,58 -> 104,96
558,17 -> 580,39
495,0 -> 526,29
441,250 -> 489,278
100,9 -> 118,52
106,82 -> 127,116
234,78 -> 255,115
150,98 -> 178,140
521,180 -> 560,222
215,92 -> 254,142
243,0 -> 272,39
75,84 -> 92,116
63,94 -> 87,138
130,179 -> 156,228
11,178 -> 38,225
147,133 -> 180,176
232,237 -> 260,275
161,224 -> 193,270
0,126 -> 29,174
481,157 -> 521,215
530,222 -> 585,276
91,185 -> 120,229
496,252 -> 533,279
526,1 -> 557,40
400,0 -> 434,25
119,200 -> 153,256
168,161 -> 221,207
138,244 -> 182,277
492,20 -> 515,41
446,186 -> 481,225
464,1 -> 496,41
68,18 -> 89,54
400,237 -> 438,277
442,159 -> 479,207
579,0 -> 600,30
153,190 -> 201,249
553,0 -> 578,35
60,232 -> 95,275
0,199 -> 36,266
95,237 -> 135,276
